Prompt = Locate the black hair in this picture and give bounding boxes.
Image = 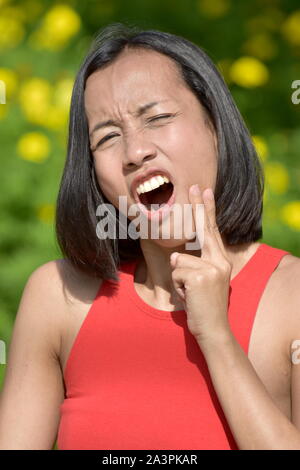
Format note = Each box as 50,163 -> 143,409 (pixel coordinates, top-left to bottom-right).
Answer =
55,22 -> 264,282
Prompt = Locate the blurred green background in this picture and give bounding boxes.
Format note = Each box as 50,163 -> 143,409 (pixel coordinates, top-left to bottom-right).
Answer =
0,0 -> 300,447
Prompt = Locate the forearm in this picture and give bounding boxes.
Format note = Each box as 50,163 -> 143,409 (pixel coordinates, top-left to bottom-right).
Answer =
197,330 -> 300,450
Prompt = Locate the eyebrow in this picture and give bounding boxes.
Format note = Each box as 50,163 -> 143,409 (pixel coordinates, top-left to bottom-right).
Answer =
89,100 -> 170,138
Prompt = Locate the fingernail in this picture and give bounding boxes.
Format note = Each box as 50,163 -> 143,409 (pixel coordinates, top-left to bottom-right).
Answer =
204,188 -> 214,200
190,184 -> 201,195
170,252 -> 178,264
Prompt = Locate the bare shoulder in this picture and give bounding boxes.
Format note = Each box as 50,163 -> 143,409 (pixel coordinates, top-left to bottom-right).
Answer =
277,251 -> 300,273
28,258 -> 101,299
271,252 -> 300,344
53,258 -> 104,305
16,259 -> 67,361
274,252 -> 300,296
24,259 -> 103,359
277,254 -> 300,431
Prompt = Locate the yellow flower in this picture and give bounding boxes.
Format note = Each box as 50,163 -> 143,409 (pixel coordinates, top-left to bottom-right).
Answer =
229,56 -> 269,88
29,5 -> 81,50
45,104 -> 69,130
19,76 -> 73,129
19,77 -> 52,106
19,77 -> 52,125
264,161 -> 289,194
252,135 -> 269,162
43,5 -> 81,40
0,15 -> 24,48
242,33 -> 277,61
197,0 -> 230,18
53,78 -> 73,111
280,201 -> 300,231
17,132 -> 50,163
281,10 -> 300,46
43,78 -> 74,129
0,68 -> 18,99
36,203 -> 55,223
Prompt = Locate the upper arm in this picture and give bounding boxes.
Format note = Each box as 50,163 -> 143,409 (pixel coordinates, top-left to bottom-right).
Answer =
282,256 -> 300,431
291,298 -> 300,430
291,338 -> 300,430
0,261 -> 66,449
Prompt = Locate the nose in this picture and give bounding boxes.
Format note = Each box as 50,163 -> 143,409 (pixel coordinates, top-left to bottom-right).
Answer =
122,131 -> 157,169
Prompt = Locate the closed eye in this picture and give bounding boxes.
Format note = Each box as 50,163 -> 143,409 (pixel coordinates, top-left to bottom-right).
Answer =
147,113 -> 173,122
95,133 -> 119,148
93,114 -> 174,150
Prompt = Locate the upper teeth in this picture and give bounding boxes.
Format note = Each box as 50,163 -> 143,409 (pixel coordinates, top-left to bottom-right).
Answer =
136,175 -> 170,195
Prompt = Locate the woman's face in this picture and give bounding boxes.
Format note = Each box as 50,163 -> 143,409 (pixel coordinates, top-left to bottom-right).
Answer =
84,48 -> 218,247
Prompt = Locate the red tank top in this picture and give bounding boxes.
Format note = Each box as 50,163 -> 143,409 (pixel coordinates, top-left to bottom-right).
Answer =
57,243 -> 290,450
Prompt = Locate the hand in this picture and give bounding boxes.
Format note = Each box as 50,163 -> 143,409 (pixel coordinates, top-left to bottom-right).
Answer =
170,184 -> 233,346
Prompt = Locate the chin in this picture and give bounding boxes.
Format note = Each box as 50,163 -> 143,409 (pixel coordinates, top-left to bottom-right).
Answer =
139,225 -> 197,248
148,237 -> 190,249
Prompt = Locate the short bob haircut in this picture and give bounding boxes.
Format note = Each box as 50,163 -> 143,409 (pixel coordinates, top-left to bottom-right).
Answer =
55,22 -> 264,282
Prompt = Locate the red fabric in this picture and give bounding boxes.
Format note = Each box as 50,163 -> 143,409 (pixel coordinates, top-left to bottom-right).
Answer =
57,243 -> 290,450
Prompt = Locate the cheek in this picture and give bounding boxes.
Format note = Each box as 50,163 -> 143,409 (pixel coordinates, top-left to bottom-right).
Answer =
167,120 -> 214,156
170,123 -> 217,197
161,124 -> 184,153
167,122 -> 217,176
93,158 -> 127,209
94,160 -> 117,200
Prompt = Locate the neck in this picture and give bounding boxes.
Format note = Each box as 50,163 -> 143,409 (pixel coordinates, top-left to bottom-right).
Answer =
133,238 -> 261,311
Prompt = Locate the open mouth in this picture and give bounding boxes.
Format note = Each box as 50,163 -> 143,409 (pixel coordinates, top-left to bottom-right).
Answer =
138,181 -> 174,211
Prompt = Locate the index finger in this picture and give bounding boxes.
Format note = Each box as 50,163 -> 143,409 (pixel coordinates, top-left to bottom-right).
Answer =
189,184 -> 225,259
202,187 -> 228,258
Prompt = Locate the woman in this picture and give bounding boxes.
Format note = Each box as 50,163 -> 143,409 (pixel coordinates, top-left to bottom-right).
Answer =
0,23 -> 300,450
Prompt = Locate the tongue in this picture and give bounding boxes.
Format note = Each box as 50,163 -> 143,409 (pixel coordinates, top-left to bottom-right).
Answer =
140,182 -> 173,209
